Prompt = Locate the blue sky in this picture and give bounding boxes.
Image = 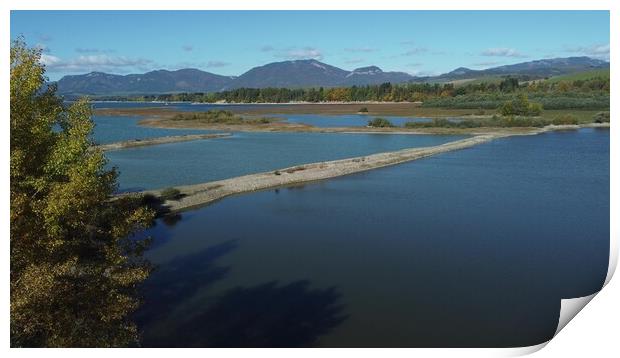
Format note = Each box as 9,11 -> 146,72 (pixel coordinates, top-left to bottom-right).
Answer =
11,10 -> 610,81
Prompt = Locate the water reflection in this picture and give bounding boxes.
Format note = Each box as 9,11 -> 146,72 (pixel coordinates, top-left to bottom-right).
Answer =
134,129 -> 608,347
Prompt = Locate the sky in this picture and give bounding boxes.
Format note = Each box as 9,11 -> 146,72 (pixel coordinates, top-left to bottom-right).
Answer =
10,10 -> 610,81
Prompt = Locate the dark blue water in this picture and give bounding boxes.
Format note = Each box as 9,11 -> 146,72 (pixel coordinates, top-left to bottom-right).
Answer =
92,115 -> 212,144
107,132 -> 466,191
135,128 -> 609,347
270,114 -> 430,128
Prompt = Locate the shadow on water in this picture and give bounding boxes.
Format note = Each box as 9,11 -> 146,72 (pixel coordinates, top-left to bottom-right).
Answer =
135,240 -> 237,329
146,280 -> 348,348
160,213 -> 182,227
136,240 -> 348,347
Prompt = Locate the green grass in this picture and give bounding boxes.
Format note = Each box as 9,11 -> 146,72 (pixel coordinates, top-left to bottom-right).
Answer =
451,76 -> 505,87
541,109 -> 605,124
547,69 -> 610,83
405,109 -> 609,129
171,110 -> 278,124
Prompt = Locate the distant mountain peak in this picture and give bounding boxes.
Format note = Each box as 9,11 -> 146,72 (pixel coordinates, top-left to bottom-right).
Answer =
352,66 -> 383,74
55,56 -> 609,96
447,67 -> 475,76
85,71 -> 111,77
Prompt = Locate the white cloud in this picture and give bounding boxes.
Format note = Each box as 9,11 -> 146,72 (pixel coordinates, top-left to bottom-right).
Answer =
40,54 -> 62,66
480,48 -> 527,58
276,47 -> 323,60
564,43 -> 609,60
40,54 -> 153,73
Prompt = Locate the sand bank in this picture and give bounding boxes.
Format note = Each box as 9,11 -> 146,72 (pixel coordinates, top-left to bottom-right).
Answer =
95,133 -> 231,152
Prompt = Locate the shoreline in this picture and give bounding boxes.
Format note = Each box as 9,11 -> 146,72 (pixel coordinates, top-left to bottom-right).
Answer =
122,123 -> 607,213
139,134 -> 511,213
93,105 -> 607,135
135,123 -> 608,213
93,103 -> 480,118
95,133 -> 231,152
138,117 -> 608,136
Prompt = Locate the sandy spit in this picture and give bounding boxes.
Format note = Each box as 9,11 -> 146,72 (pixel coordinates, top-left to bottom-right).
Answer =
95,133 -> 231,152
133,123 -> 608,213
144,134 -> 505,213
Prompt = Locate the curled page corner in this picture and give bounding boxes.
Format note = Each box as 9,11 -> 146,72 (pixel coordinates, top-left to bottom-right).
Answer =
499,341 -> 549,357
503,243 -> 616,356
501,293 -> 598,357
604,234 -> 618,287
554,293 -> 598,337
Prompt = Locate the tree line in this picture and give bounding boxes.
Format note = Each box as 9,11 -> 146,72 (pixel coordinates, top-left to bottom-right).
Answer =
103,75 -> 610,110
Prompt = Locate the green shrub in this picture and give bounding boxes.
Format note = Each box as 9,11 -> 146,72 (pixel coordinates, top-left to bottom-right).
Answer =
172,110 -> 242,123
171,111 -> 280,125
498,94 -> 543,116
423,92 -> 608,110
256,117 -> 271,124
404,115 -> 547,129
593,111 -> 610,123
527,102 -> 543,116
551,114 -> 579,125
368,117 -> 395,127
160,187 -> 182,201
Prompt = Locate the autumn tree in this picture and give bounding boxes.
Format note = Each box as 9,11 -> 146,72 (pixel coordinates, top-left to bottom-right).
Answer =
10,39 -> 154,347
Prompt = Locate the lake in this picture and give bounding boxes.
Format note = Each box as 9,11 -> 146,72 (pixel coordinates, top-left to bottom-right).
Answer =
90,101 -> 432,128
92,115 -> 212,144
133,128 -> 610,347
106,131 -> 466,191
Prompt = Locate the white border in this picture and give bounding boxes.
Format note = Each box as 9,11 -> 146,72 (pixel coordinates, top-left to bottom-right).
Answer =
2,1 -> 617,357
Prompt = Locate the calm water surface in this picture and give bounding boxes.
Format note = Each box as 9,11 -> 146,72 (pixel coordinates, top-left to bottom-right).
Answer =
135,128 -> 609,347
92,115 -> 212,144
107,132 -> 466,191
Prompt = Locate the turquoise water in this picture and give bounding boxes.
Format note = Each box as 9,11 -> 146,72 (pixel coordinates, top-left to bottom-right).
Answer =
106,132 -> 466,191
135,128 -> 609,347
92,115 -> 211,144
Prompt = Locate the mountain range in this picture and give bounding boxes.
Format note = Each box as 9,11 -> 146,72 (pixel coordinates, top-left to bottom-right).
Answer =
55,56 -> 609,96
